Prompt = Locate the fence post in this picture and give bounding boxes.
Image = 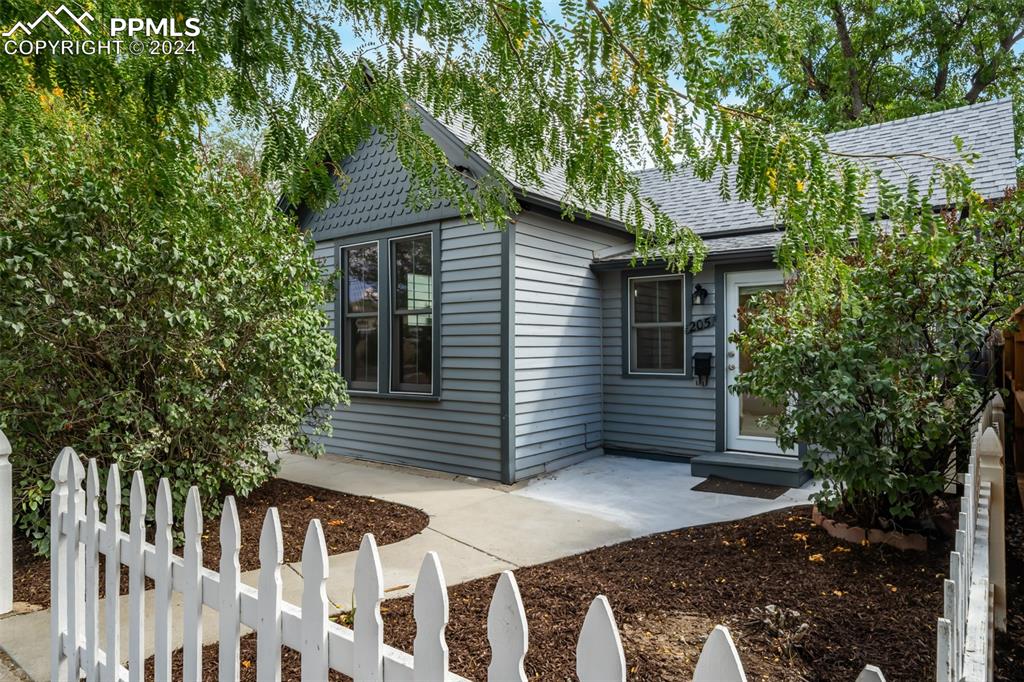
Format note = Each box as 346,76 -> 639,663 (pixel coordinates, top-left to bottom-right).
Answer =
0,430 -> 11,615
978,426 -> 1006,631
992,394 -> 1005,450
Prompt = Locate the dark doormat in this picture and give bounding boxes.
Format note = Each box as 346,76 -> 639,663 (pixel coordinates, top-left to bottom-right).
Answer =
691,476 -> 789,500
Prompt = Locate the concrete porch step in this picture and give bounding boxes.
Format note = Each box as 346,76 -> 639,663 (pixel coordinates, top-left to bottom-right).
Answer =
690,451 -> 810,488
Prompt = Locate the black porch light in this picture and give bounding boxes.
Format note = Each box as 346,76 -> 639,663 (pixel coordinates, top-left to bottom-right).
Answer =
692,283 -> 709,306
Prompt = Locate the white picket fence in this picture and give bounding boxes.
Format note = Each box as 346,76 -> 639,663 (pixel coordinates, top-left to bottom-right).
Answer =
0,429 -> 11,615
936,394 -> 1007,682
46,446 -> 894,682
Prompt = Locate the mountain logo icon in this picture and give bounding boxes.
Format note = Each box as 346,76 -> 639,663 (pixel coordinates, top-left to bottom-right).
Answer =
3,5 -> 94,37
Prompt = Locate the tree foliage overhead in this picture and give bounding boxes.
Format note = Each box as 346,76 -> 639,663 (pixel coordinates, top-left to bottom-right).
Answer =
0,0 -> 892,272
722,0 -> 1024,136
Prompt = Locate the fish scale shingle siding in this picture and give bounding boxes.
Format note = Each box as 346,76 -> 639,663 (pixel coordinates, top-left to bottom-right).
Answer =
298,129 -> 460,240
513,212 -> 631,477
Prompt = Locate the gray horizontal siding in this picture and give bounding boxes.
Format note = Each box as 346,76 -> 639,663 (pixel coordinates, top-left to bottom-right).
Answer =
601,266 -> 718,457
513,213 -> 630,476
311,220 -> 504,478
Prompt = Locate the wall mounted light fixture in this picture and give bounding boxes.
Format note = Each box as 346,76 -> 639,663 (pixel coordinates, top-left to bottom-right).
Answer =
692,283 -> 709,306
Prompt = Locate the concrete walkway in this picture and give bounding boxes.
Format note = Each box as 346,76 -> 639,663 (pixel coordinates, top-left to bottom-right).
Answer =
0,452 -> 815,680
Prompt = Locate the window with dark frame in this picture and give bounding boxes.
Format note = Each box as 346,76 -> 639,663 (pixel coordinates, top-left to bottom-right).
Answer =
343,243 -> 379,391
629,275 -> 686,373
391,234 -> 433,393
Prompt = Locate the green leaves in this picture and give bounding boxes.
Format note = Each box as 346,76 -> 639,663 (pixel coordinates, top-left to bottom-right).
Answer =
0,92 -> 345,554
719,1 -> 1024,135
0,0 -> 905,275
732,177 -> 1024,527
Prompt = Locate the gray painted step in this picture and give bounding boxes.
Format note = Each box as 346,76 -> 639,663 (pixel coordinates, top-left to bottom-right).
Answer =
691,451 -> 810,488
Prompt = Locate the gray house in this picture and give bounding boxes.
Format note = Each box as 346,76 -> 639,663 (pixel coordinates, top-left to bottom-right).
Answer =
299,98 -> 1017,487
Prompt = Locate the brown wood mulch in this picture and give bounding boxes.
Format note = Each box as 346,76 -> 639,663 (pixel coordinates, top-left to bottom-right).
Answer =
11,478 -> 429,610
172,506 -> 948,682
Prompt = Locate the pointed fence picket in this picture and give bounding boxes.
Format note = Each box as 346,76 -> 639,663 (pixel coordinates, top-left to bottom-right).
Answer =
127,471 -> 146,682
257,508 -> 283,682
487,570 -> 528,682
219,497 -> 242,682
153,480 -> 173,682
935,395 -> 1007,682
46,448 -> 889,682
182,487 -> 204,682
301,520 -> 329,682
576,596 -> 626,681
84,460 -> 100,682
102,464 -> 121,682
413,552 -> 449,681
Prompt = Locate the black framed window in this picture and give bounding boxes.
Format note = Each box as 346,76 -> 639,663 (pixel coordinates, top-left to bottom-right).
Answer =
391,234 -> 433,393
629,275 -> 685,373
343,242 -> 379,390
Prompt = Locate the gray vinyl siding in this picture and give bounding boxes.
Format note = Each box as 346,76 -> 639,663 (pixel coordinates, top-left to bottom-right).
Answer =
513,212 -> 631,477
600,265 -> 718,457
310,219 -> 505,478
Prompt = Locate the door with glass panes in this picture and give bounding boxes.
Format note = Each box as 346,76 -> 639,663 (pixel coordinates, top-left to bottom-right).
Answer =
724,269 -> 793,455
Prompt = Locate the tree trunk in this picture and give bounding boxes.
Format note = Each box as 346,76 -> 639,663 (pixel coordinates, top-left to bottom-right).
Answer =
933,54 -> 949,99
965,24 -> 1024,103
830,2 -> 863,120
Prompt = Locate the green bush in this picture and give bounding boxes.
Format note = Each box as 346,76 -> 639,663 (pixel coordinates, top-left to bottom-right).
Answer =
733,191 -> 1024,529
0,91 -> 346,553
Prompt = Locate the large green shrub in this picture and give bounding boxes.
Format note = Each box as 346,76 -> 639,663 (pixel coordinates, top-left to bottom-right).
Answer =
0,91 -> 346,552
733,187 -> 1024,529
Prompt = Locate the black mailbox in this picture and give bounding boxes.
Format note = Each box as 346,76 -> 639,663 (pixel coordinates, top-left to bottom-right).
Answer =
693,352 -> 713,386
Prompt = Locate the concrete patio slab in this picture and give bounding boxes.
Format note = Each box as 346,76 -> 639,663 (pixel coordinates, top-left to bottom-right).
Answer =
512,455 -> 820,536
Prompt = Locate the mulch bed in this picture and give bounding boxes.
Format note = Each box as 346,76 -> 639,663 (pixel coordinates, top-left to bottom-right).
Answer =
178,506 -> 948,681
12,478 -> 429,610
995,429 -> 1024,681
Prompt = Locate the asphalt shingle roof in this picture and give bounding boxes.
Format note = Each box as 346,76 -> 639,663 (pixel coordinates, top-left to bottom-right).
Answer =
633,98 -> 1017,236
436,111 -> 583,214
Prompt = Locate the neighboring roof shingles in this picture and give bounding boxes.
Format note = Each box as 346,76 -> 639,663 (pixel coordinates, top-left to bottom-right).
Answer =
633,98 -> 1017,236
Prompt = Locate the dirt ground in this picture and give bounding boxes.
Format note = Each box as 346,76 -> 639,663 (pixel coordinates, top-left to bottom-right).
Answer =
174,505 -> 948,681
12,477 -> 429,609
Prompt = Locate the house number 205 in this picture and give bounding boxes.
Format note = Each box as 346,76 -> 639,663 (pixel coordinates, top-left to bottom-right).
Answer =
688,315 -> 716,334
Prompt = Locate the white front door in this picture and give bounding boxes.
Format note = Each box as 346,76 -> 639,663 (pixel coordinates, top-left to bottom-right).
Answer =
724,269 -> 794,455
